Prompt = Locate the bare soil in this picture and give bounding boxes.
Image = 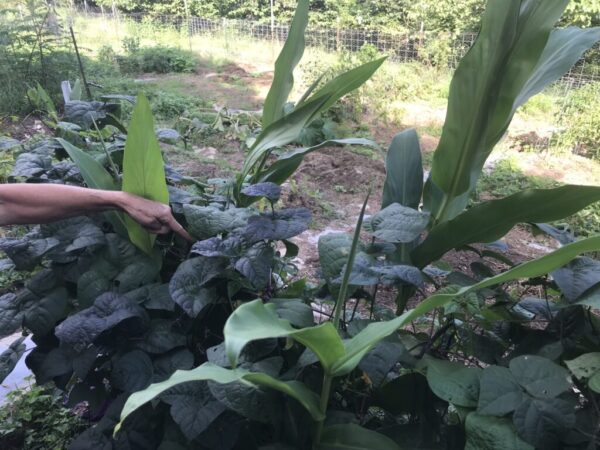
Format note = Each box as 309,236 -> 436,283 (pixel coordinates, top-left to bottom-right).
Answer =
137,61 -> 273,111
0,116 -> 52,141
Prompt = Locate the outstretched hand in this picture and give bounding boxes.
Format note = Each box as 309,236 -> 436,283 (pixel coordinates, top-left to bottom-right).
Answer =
116,192 -> 194,243
0,184 -> 195,243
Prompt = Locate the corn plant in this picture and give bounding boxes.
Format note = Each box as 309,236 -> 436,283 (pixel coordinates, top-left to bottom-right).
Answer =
363,0 -> 600,311
233,0 -> 384,205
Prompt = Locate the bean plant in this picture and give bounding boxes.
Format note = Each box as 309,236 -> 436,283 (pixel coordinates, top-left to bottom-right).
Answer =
1,0 -> 600,449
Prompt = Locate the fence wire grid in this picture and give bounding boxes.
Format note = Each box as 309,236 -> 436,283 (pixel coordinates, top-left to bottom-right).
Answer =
77,8 -> 600,86
70,8 -> 599,155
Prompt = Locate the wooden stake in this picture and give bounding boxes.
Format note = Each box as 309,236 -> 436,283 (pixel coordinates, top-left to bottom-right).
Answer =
69,25 -> 92,100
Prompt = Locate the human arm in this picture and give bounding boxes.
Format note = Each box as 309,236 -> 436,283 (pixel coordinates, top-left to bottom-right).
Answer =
0,184 -> 193,242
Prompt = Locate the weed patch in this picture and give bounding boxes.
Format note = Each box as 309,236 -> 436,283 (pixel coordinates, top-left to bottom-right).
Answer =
0,381 -> 86,450
117,45 -> 198,74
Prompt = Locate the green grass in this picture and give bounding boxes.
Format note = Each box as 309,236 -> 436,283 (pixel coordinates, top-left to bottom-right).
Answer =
476,157 -> 557,198
516,90 -> 560,121
475,157 -> 600,237
417,122 -> 444,138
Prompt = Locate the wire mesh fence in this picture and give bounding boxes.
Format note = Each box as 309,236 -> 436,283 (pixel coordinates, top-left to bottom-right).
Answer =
77,9 -> 600,85
71,8 -> 599,156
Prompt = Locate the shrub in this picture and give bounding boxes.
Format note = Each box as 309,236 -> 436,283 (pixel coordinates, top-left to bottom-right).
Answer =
96,44 -> 119,68
0,2 -> 81,114
0,380 -> 85,450
418,33 -> 454,67
145,90 -> 211,120
116,45 -> 198,74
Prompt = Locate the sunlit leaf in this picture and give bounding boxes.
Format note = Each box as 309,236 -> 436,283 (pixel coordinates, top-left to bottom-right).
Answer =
116,362 -> 324,434
261,0 -> 309,128
122,93 -> 170,255
424,0 -> 599,223
413,185 -> 600,267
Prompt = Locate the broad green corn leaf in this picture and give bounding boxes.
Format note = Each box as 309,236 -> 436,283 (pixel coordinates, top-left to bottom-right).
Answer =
224,300 -> 345,374
382,129 -> 423,210
262,0 -> 308,128
56,138 -> 127,236
116,362 -> 323,434
514,27 -> 600,109
380,129 -> 424,264
258,138 -> 376,186
412,185 -> 600,268
56,138 -> 119,190
424,0 -> 600,224
300,56 -> 387,113
238,58 -> 386,192
317,424 -> 401,450
122,94 -> 169,255
331,235 -> 600,376
240,94 -> 331,184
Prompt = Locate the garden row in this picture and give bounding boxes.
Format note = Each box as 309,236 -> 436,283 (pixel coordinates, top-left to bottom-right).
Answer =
1,0 -> 600,449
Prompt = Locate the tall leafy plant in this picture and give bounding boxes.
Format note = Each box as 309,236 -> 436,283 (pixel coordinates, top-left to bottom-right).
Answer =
423,0 -> 600,224
369,0 -> 600,277
116,1 -> 600,448
121,94 -> 170,256
57,92 -> 168,256
234,0 -> 385,204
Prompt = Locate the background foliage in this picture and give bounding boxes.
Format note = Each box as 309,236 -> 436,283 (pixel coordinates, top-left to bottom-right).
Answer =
84,0 -> 600,30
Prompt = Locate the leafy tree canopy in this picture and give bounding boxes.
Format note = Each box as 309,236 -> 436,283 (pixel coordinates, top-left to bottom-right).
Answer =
82,0 -> 600,31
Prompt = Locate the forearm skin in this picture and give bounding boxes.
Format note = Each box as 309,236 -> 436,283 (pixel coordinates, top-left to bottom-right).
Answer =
0,184 -> 124,226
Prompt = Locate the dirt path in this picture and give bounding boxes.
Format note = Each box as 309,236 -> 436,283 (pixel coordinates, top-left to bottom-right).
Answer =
136,60 -> 273,111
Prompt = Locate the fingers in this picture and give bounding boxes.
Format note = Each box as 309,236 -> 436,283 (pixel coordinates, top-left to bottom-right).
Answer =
143,211 -> 194,243
122,195 -> 194,243
165,214 -> 195,243
145,224 -> 171,235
